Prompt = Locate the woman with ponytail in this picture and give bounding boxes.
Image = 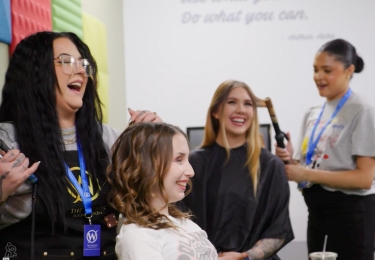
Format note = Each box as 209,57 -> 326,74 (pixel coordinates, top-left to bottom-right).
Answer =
276,39 -> 375,260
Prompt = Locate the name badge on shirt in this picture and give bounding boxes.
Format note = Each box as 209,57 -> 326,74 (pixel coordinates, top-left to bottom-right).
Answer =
83,224 -> 101,257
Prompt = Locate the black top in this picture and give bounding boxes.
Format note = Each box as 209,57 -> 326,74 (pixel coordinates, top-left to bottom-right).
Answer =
0,150 -> 117,260
180,143 -> 294,259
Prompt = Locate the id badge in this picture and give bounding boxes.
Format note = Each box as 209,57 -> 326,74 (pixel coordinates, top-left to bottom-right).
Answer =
83,224 -> 101,257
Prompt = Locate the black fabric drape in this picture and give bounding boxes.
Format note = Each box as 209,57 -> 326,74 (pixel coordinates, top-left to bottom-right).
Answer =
180,143 -> 294,259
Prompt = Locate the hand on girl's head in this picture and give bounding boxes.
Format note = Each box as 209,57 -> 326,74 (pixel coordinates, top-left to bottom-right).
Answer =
128,108 -> 163,124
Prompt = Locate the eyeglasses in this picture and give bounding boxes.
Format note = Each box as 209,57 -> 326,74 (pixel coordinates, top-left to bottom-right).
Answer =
54,54 -> 93,77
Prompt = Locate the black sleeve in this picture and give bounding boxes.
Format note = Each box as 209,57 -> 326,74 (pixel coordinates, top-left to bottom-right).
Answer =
258,152 -> 294,252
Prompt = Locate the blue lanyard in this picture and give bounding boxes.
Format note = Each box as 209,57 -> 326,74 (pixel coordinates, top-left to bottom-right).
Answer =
305,89 -> 352,165
65,142 -> 92,216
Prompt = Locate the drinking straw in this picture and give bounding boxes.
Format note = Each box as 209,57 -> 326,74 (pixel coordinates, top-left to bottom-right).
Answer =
323,235 -> 328,252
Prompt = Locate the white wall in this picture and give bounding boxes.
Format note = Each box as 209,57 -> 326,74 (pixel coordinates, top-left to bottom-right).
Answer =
81,0 -> 127,131
123,0 -> 375,242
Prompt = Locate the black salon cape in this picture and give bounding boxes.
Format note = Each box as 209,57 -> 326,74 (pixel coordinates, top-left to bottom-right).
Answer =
180,143 -> 294,260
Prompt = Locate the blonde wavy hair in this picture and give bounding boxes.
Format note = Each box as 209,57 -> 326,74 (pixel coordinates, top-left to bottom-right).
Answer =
107,122 -> 191,230
201,80 -> 262,194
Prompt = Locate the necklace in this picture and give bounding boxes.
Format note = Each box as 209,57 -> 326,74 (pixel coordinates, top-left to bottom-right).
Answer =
63,137 -> 76,145
61,130 -> 76,136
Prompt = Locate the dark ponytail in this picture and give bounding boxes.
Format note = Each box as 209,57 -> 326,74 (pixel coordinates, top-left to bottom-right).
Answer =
319,39 -> 364,74
354,56 -> 364,73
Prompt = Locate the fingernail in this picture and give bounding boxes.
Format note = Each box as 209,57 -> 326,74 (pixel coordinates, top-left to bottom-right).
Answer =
128,108 -> 132,111
37,161 -> 41,165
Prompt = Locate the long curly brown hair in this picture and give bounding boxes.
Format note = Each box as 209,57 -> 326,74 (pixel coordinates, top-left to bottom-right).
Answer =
107,122 -> 191,230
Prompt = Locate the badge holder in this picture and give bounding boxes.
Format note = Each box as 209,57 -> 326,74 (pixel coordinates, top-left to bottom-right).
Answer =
83,214 -> 101,257
65,141 -> 101,257
300,89 -> 352,191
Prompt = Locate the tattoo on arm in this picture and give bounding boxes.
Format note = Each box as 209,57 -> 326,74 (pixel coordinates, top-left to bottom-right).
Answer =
247,238 -> 285,260
0,171 -> 10,201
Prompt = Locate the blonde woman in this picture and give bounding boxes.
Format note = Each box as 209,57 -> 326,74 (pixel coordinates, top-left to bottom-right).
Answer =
182,80 -> 294,260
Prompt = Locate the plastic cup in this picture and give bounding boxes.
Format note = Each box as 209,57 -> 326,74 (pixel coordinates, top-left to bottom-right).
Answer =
309,252 -> 338,260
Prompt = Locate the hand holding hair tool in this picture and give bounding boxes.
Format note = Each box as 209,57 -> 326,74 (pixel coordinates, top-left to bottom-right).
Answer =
0,138 -> 38,183
256,96 -> 289,164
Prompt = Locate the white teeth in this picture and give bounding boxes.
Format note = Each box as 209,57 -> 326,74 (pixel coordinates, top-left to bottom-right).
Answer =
69,82 -> 82,87
232,118 -> 245,123
176,181 -> 187,187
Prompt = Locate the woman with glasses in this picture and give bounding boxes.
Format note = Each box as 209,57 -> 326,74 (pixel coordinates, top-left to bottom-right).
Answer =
0,31 -> 161,259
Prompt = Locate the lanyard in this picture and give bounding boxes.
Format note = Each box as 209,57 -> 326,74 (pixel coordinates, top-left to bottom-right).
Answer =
65,142 -> 93,224
305,89 -> 352,165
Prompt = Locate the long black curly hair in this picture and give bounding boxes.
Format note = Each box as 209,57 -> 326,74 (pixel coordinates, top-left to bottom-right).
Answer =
0,31 -> 109,230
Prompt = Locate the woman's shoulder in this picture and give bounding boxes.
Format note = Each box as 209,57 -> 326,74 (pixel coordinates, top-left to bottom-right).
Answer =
0,122 -> 16,135
189,145 -> 213,162
347,92 -> 374,110
0,122 -> 17,146
305,103 -> 322,116
117,222 -> 161,241
170,217 -> 203,232
260,148 -> 283,165
260,148 -> 287,176
102,124 -> 120,138
102,124 -> 121,150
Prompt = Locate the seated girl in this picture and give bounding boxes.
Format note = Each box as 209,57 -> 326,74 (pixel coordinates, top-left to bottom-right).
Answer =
108,122 -> 228,260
